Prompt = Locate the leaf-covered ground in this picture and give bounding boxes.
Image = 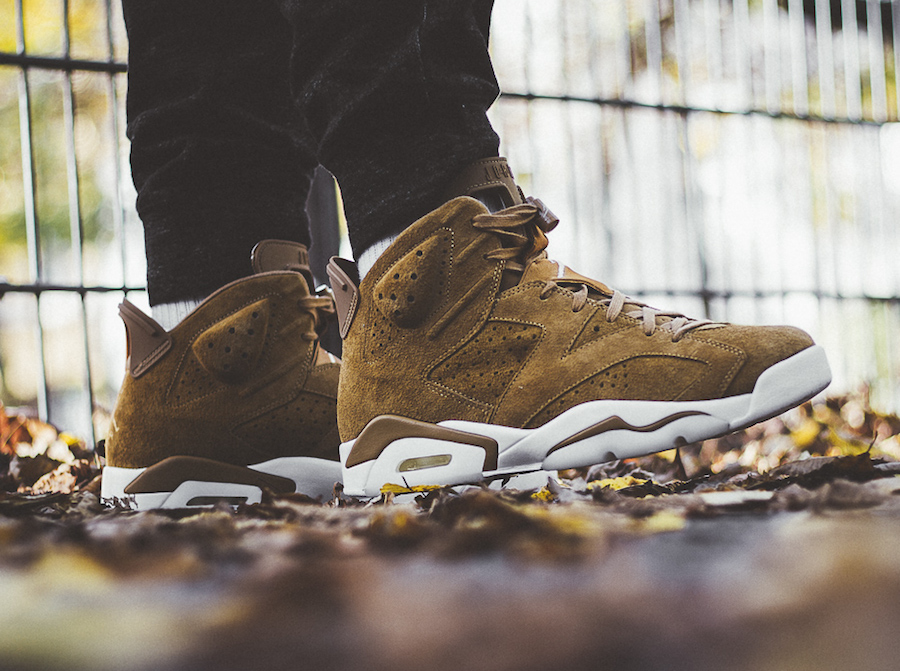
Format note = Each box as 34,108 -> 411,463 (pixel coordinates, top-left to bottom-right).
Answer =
3,395 -> 900,671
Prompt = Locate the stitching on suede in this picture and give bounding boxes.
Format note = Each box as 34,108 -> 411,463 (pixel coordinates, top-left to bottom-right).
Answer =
490,319 -> 546,422
164,290 -> 282,405
687,336 -> 746,396
425,257 -> 503,383
133,338 -> 172,377
423,378 -> 494,412
232,335 -> 317,425
164,285 -> 309,410
520,352 -> 712,427
430,318 -> 544,413
364,226 -> 455,354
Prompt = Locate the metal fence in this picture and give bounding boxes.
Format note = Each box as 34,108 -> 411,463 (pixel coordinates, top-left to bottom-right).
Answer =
1,0 -> 899,446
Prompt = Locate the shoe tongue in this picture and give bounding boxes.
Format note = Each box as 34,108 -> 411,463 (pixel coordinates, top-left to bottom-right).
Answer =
520,258 -> 615,297
251,240 -> 314,290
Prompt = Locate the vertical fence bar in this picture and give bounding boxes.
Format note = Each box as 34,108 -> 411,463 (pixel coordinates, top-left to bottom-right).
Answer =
62,0 -> 85,286
14,0 -> 49,421
105,0 -> 130,291
788,0 -> 809,117
763,0 -> 782,114
61,0 -> 98,445
842,0 -> 862,120
673,0 -> 691,105
816,0 -> 837,118
895,1 -> 900,120
703,0 -> 723,110
559,2 -> 582,263
615,0 -> 631,99
644,0 -> 664,104
733,0 -> 753,111
866,0 -> 887,122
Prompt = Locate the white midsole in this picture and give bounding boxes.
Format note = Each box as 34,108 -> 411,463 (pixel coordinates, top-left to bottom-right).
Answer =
341,345 -> 831,496
101,456 -> 341,511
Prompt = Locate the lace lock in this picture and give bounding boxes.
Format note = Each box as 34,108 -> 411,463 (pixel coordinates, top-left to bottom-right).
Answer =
526,197 -> 560,232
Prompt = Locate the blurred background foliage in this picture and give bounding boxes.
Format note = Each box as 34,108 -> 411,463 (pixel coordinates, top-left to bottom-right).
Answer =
0,0 -> 125,279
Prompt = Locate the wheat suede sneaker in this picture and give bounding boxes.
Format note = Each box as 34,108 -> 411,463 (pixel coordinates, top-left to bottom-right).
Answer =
329,158 -> 832,497
101,241 -> 342,509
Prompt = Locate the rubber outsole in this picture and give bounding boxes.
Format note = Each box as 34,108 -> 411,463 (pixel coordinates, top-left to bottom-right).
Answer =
101,456 -> 341,510
341,345 -> 832,496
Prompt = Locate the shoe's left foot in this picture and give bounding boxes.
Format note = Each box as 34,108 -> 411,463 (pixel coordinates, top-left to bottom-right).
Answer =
102,241 -> 342,509
329,158 -> 832,496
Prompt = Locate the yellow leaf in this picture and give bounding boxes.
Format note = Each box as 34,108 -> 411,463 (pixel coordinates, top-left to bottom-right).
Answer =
824,428 -> 870,457
380,483 -> 442,495
790,417 -> 821,448
587,476 -> 648,491
531,486 -> 556,502
631,510 -> 686,534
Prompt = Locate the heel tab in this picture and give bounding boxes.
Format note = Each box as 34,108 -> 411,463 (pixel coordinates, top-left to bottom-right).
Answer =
326,257 -> 359,339
119,300 -> 173,377
441,157 -> 524,209
251,240 -> 314,289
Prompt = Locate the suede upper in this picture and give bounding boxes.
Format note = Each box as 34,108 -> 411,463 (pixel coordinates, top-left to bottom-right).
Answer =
335,197 -> 814,441
106,271 -> 341,469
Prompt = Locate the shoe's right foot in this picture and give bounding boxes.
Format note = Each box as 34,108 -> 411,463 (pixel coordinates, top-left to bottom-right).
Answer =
102,241 -> 342,509
329,158 -> 832,497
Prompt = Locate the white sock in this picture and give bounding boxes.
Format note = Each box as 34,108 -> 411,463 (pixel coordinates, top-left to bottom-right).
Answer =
152,299 -> 202,331
356,233 -> 399,280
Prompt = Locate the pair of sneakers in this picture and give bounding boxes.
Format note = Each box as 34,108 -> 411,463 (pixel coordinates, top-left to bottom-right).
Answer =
101,159 -> 831,508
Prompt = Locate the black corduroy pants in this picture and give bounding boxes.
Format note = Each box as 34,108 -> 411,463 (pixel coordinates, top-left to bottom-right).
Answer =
124,0 -> 501,305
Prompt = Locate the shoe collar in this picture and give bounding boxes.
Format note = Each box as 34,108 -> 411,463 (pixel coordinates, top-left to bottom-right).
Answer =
251,240 -> 315,289
440,157 -> 525,211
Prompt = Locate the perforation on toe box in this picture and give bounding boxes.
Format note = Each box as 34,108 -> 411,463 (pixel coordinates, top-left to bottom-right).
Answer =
193,299 -> 271,383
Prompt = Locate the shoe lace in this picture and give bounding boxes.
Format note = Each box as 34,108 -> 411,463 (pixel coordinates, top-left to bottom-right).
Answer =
297,291 -> 336,342
473,197 -> 713,342
277,258 -> 336,342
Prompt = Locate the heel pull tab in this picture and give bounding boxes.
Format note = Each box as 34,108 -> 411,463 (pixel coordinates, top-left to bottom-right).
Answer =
119,300 -> 173,378
440,157 -> 525,209
251,240 -> 314,289
326,257 -> 359,339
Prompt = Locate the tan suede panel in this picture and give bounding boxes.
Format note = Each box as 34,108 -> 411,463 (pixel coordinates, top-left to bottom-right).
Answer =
337,197 -> 816,441
166,349 -> 220,407
568,304 -> 635,353
487,283 -> 746,427
338,198 -> 501,439
106,271 -> 340,468
525,356 -> 709,428
192,299 -> 271,384
693,324 -> 813,396
305,361 -> 342,396
233,390 -> 338,461
373,233 -> 451,329
428,321 -> 543,405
